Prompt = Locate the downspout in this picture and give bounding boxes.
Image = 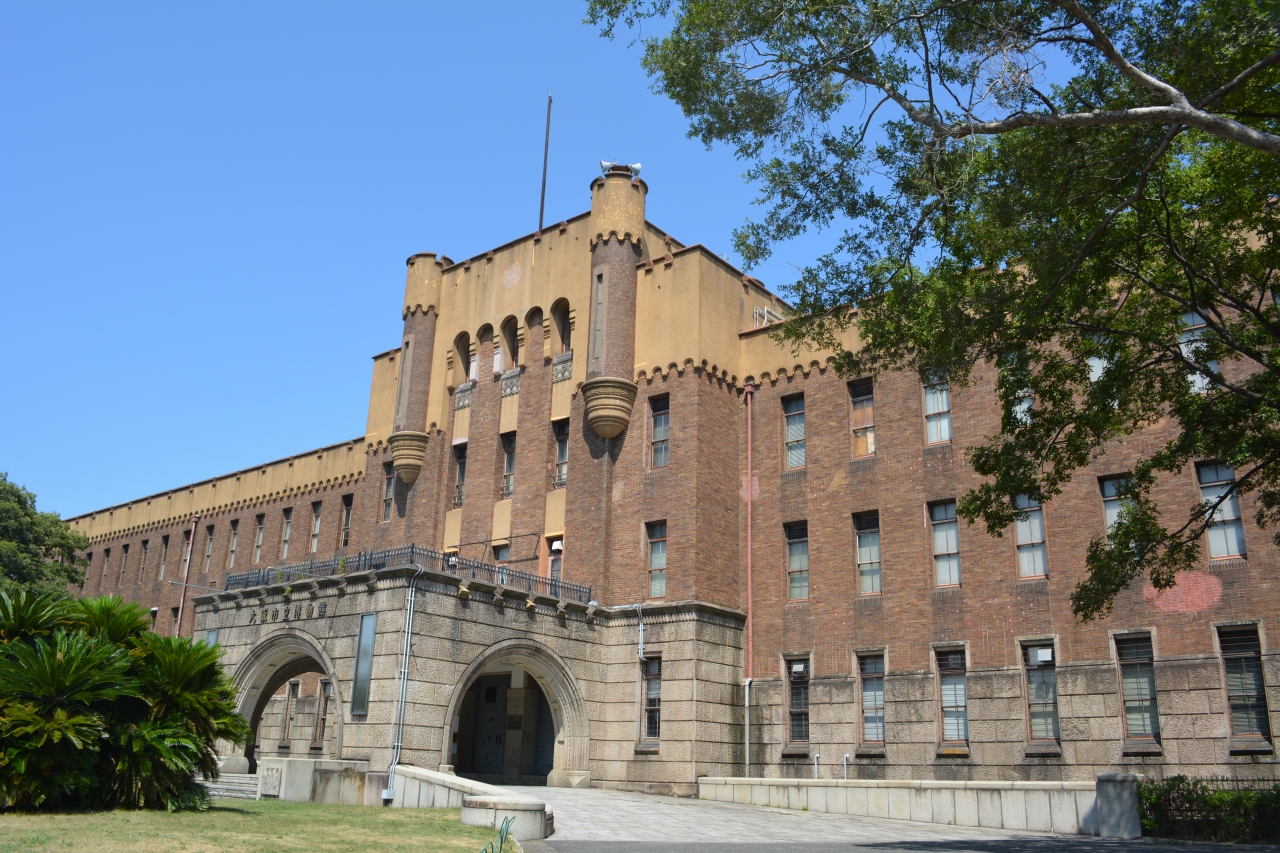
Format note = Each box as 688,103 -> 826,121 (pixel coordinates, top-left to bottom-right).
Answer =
743,383 -> 756,777
173,514 -> 200,637
384,561 -> 426,801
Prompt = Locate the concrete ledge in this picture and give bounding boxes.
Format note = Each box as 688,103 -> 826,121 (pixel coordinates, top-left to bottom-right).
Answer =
390,765 -> 551,840
698,776 -> 1112,837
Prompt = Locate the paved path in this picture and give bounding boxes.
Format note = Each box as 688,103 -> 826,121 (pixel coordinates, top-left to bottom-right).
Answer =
522,787 -> 1269,853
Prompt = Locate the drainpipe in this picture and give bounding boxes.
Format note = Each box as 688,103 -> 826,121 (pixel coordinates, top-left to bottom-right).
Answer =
384,561 -> 426,802
813,753 -> 820,780
617,603 -> 644,658
173,514 -> 200,637
843,753 -> 850,780
743,383 -> 756,777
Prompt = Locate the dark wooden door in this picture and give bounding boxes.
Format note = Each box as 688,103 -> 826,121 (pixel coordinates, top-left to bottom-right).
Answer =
532,686 -> 555,777
470,676 -> 508,775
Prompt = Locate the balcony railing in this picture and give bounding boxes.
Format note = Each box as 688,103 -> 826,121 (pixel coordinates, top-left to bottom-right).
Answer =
225,543 -> 592,604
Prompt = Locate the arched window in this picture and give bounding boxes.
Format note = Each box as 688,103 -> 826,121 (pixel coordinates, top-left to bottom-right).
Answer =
550,299 -> 571,354
500,317 -> 520,371
452,332 -> 472,387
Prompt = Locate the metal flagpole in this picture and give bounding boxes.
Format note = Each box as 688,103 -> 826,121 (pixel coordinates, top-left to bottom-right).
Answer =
539,92 -> 552,231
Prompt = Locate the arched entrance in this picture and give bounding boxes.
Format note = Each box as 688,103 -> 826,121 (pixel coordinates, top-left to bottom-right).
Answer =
441,639 -> 590,788
232,628 -> 344,773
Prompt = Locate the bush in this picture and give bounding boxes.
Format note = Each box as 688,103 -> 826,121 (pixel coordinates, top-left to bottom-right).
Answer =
0,591 -> 249,811
1139,775 -> 1280,843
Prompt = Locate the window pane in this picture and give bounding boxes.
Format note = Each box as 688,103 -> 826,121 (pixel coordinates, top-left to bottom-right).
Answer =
653,411 -> 669,441
786,439 -> 806,468
785,411 -> 806,442
649,538 -> 667,569
1018,543 -> 1048,577
351,613 -> 377,715
649,569 -> 666,598
788,570 -> 809,600
924,383 -> 950,415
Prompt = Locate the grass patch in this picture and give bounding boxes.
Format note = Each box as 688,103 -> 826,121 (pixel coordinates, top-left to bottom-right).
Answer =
0,799 -> 501,853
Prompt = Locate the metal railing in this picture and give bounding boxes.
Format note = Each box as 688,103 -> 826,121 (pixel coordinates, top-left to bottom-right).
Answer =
225,543 -> 593,604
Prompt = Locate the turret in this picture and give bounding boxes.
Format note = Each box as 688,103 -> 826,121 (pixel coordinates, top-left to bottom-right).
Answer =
387,252 -> 444,483
581,164 -> 646,439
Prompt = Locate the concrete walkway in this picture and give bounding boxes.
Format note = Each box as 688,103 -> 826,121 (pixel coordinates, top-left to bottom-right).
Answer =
522,787 -> 1266,853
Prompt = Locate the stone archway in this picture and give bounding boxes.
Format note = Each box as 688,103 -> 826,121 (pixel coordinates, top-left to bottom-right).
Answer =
232,627 -> 344,773
441,639 -> 591,787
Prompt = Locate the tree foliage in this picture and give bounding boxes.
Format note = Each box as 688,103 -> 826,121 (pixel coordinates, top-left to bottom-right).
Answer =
0,591 -> 249,811
589,0 -> 1280,620
0,473 -> 87,597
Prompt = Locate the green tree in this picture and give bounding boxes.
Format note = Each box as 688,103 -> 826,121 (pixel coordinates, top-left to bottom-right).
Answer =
0,592 -> 249,811
589,0 -> 1280,620
0,474 -> 87,597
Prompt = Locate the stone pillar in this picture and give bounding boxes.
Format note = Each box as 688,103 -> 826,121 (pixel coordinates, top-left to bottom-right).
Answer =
582,166 -> 645,439
1096,773 -> 1142,839
388,252 -> 443,484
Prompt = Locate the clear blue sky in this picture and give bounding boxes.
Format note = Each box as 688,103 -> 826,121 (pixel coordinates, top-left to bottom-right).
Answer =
2,1 -> 842,519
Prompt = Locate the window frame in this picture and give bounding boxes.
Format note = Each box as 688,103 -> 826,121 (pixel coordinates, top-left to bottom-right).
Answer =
350,612 -> 377,716
314,680 -> 333,745
340,495 -> 353,549
500,433 -> 516,499
850,380 -> 875,458
160,535 -> 169,578
642,657 -> 662,742
1217,625 -> 1271,742
1014,495 -> 1049,578
227,521 -> 238,570
1115,634 -> 1161,742
784,521 -> 810,600
787,657 -> 811,744
854,511 -> 881,595
253,516 -> 264,564
930,501 -> 961,587
858,653 -> 886,745
280,508 -> 292,560
382,463 -> 395,521
783,394 -> 806,469
453,443 -> 467,507
924,378 -> 952,444
650,396 -> 670,469
1197,462 -> 1247,560
552,420 -> 569,487
310,502 -> 322,554
937,649 -> 969,746
646,521 -> 668,598
1023,643 -> 1060,743
202,526 -> 213,573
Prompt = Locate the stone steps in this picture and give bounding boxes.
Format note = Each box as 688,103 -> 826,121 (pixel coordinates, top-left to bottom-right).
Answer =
205,773 -> 259,799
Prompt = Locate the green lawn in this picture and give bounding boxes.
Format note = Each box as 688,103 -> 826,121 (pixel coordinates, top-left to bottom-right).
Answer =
0,799 -> 506,853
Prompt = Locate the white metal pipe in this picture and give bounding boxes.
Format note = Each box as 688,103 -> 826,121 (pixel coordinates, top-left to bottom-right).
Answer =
744,678 -> 752,778
813,753 -> 820,779
843,753 -> 850,780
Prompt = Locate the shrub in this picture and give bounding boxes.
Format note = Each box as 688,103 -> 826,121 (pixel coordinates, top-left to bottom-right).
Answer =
1139,775 -> 1280,843
0,591 -> 249,811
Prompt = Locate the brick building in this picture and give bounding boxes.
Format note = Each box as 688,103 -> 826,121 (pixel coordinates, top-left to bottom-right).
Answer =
69,165 -> 1278,792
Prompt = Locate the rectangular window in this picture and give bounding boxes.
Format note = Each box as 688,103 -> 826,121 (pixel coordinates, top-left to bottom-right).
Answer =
103,547 -> 110,577
253,516 -> 264,564
931,501 -> 960,586
1024,645 -> 1060,741
314,681 -> 333,743
788,658 -> 810,742
854,512 -> 881,594
182,530 -> 191,568
785,521 -> 809,600
548,538 -> 563,590
783,395 -> 806,469
1179,311 -> 1218,393
850,380 -> 875,457
643,658 -> 662,740
227,522 -> 237,569
553,421 -> 569,487
140,540 -> 149,577
859,654 -> 886,743
203,628 -> 218,646
647,521 -> 667,598
280,508 -> 292,560
1116,635 -> 1160,740
1015,495 -> 1048,577
281,681 -> 300,742
938,650 -> 968,743
382,463 -> 395,521
1100,475 -> 1133,536
159,535 -> 169,578
493,544 -> 509,583
1198,462 -> 1246,558
651,396 -> 670,468
202,526 -> 213,572
310,502 -> 322,554
1218,627 -> 1271,740
500,433 -> 516,499
340,495 -> 353,548
924,378 -> 952,443
453,444 -> 467,507
351,613 -> 377,715
592,274 -> 605,363
120,543 -> 129,577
